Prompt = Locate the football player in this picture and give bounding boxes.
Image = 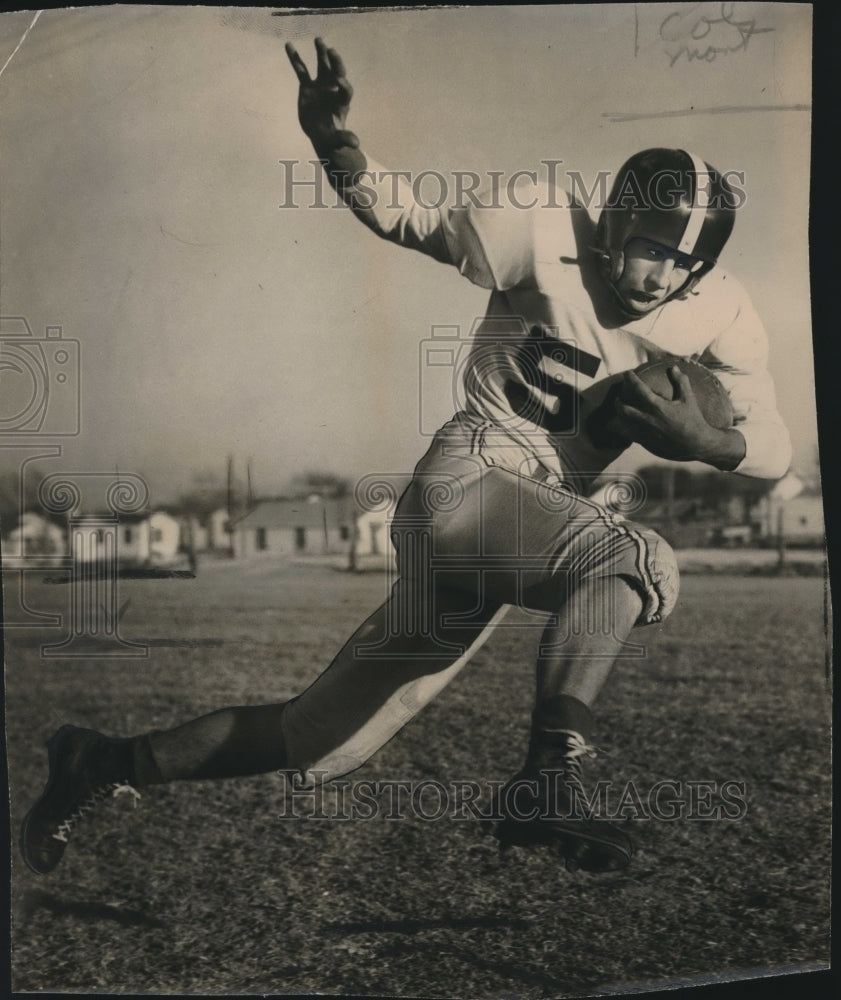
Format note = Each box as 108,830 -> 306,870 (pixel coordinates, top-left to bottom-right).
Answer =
20,38 -> 790,876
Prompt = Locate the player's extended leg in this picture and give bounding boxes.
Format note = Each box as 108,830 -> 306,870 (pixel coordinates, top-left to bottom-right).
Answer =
19,581 -> 505,875
143,581 -> 505,787
278,584 -> 507,783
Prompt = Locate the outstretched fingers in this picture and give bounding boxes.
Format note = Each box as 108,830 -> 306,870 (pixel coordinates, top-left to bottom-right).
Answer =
285,41 -> 312,84
326,44 -> 348,79
327,45 -> 353,101
285,37 -> 356,150
287,38 -> 351,95
314,36 -> 332,77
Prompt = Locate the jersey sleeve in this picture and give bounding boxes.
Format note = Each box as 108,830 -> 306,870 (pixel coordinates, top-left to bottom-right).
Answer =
342,154 -> 538,290
698,277 -> 792,480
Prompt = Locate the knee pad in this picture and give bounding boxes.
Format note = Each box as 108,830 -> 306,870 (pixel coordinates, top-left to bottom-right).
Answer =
624,524 -> 680,625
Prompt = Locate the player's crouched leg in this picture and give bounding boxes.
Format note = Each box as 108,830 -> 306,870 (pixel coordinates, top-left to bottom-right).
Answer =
491,522 -> 680,872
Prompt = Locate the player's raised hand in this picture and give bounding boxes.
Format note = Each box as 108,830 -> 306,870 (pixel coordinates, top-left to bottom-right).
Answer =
285,37 -> 359,153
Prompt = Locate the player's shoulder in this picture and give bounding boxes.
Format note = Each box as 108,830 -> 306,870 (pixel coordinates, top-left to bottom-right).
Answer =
686,265 -> 754,325
466,171 -> 574,218
466,175 -> 578,277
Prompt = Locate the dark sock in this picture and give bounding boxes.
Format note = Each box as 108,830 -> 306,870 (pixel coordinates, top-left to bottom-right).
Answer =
84,731 -> 142,786
528,694 -> 594,766
130,703 -> 290,785
532,694 -> 593,740
131,734 -> 165,787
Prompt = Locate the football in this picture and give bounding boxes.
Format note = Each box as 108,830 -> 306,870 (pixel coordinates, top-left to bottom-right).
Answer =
628,357 -> 734,430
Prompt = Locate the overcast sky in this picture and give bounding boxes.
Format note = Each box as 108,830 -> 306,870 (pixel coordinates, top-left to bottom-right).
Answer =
0,4 -> 814,505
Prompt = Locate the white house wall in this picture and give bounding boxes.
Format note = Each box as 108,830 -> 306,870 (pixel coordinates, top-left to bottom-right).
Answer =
148,513 -> 181,562
235,524 -> 352,558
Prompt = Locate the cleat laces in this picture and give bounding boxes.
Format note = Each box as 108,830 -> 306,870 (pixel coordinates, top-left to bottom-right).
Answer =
532,729 -> 601,816
51,782 -> 140,843
540,729 -> 599,787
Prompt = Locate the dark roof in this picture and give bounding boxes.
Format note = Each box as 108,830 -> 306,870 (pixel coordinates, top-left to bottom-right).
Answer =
81,510 -> 178,524
232,497 -> 353,530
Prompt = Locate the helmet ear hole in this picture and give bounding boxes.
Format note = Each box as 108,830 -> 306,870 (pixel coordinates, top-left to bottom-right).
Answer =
596,248 -> 625,284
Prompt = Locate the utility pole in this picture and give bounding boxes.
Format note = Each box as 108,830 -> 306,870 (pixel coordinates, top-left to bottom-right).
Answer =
776,502 -> 786,571
226,456 -> 236,557
348,509 -> 358,573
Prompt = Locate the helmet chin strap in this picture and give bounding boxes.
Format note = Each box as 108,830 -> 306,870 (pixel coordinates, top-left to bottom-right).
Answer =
595,248 -> 650,319
608,281 -> 646,318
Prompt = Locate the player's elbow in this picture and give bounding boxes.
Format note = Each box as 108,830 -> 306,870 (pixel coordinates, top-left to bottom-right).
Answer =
761,430 -> 793,481
732,422 -> 792,481
768,454 -> 793,482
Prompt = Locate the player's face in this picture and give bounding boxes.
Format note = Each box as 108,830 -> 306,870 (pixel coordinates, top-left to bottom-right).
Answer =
614,238 -> 704,313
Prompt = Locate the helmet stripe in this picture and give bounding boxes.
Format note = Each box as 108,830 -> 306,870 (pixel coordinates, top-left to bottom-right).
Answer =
678,151 -> 710,255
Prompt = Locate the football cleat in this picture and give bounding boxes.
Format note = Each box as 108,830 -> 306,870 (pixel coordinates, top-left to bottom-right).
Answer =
20,725 -> 140,875
493,730 -> 635,873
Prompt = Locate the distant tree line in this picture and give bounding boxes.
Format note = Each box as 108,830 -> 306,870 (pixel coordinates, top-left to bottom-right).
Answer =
635,465 -> 773,511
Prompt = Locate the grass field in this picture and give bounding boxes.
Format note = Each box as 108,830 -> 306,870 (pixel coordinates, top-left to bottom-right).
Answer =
6,558 -> 832,997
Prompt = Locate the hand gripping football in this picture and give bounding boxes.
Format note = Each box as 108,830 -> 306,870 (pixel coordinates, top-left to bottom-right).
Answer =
629,357 -> 734,430
586,356 -> 734,451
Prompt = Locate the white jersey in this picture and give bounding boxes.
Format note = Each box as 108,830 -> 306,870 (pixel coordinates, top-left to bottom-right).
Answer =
346,159 -> 791,490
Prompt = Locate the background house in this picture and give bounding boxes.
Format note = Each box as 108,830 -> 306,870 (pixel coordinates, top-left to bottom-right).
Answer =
206,508 -> 232,552
5,511 -> 66,563
232,496 -> 353,558
350,504 -> 398,571
180,514 -> 208,554
752,492 -> 825,547
147,511 -> 181,562
71,510 -> 182,564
